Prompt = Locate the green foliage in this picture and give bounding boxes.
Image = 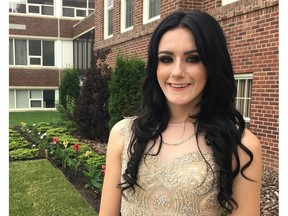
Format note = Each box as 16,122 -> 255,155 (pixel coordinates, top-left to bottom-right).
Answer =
86,155 -> 106,168
83,166 -> 103,191
9,148 -> 39,160
108,54 -> 145,129
9,129 -> 30,150
73,48 -> 112,142
58,68 -> 80,119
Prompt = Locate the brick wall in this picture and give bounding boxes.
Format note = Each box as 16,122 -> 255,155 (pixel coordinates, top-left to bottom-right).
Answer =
73,12 -> 95,38
9,68 -> 65,87
9,15 -> 79,38
94,0 -> 279,172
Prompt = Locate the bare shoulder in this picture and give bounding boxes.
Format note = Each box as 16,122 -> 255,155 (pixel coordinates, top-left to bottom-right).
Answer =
241,128 -> 261,155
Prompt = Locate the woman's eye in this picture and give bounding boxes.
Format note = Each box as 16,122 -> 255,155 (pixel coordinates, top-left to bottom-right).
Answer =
159,56 -> 173,63
187,55 -> 201,63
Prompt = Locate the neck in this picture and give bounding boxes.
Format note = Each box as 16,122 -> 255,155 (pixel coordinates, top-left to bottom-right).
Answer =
168,105 -> 199,124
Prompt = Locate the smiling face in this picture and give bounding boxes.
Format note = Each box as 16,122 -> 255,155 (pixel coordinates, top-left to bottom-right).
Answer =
157,27 -> 208,114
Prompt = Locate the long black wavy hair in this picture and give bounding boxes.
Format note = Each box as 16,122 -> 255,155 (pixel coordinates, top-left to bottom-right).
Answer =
119,10 -> 254,213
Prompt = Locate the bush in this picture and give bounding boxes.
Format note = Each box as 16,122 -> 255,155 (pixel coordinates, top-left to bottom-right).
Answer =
73,48 -> 112,142
108,55 -> 145,129
58,68 -> 80,119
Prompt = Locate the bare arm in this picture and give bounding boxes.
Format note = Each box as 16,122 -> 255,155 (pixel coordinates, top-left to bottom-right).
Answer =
230,129 -> 263,216
99,119 -> 127,216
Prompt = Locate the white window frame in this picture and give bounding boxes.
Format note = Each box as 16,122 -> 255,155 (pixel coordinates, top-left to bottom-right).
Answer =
143,0 -> 160,24
104,0 -> 113,39
9,0 -> 55,17
9,38 -> 55,67
9,88 -> 58,110
234,73 -> 253,123
121,0 -> 133,33
222,0 -> 238,6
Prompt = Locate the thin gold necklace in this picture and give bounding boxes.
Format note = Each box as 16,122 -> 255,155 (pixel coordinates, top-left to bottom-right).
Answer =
162,133 -> 195,145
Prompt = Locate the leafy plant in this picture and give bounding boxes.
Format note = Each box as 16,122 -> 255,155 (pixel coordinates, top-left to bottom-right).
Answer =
73,48 -> 112,142
83,166 -> 103,191
9,148 -> 39,160
108,54 -> 145,129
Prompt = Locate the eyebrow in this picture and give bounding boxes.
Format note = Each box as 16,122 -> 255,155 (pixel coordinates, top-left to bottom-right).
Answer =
158,49 -> 198,55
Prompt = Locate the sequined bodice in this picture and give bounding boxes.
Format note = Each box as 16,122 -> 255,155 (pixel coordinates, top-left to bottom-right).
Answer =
120,118 -> 222,216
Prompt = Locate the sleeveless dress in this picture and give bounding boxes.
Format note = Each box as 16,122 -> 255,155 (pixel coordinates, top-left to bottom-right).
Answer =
120,118 -> 222,216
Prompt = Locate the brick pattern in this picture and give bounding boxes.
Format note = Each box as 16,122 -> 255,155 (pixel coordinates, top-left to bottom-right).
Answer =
73,12 -> 95,38
9,68 -> 65,87
9,15 -> 79,38
94,0 -> 279,172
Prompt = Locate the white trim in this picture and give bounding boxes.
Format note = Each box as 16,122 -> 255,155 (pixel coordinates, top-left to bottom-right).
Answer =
234,73 -> 253,79
104,0 -> 114,39
143,0 -> 160,24
121,0 -> 133,33
222,0 -> 238,6
9,86 -> 58,90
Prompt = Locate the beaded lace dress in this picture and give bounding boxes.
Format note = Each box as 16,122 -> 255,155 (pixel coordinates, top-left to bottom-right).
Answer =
120,118 -> 222,216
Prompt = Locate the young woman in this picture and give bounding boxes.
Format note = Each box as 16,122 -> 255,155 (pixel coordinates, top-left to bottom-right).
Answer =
99,10 -> 262,216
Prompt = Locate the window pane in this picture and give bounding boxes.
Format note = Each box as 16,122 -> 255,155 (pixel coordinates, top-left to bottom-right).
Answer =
107,0 -> 113,7
63,7 -> 74,17
126,0 -> 133,28
30,57 -> 41,65
9,39 -> 14,65
63,0 -> 86,8
149,0 -> 160,19
42,5 -> 54,15
43,41 -> 54,66
31,100 -> 42,107
30,90 -> 42,99
17,4 -> 27,13
43,90 -> 55,108
78,39 -> 83,69
73,40 -> 78,69
76,9 -> 86,17
29,40 -> 41,55
9,90 -> 15,109
89,0 -> 94,8
15,39 -> 27,65
29,5 -> 40,13
16,90 -> 29,108
108,8 -> 113,35
28,0 -> 53,4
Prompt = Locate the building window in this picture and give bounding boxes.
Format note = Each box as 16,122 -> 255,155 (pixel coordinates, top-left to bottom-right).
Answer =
121,0 -> 133,32
9,39 -> 55,66
104,0 -> 113,38
222,0 -> 238,6
143,0 -> 160,24
9,89 -> 56,109
234,74 -> 253,127
73,30 -> 94,74
9,0 -> 54,16
62,0 -> 95,18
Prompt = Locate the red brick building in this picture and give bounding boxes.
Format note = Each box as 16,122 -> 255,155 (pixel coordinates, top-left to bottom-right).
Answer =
9,0 -> 278,172
93,0 -> 279,172
9,0 -> 95,111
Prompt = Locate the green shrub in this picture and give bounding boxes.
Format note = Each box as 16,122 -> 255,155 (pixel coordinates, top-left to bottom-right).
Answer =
73,48 -> 112,142
58,68 -> 80,119
9,148 -> 39,160
86,155 -> 106,168
108,54 -> 145,129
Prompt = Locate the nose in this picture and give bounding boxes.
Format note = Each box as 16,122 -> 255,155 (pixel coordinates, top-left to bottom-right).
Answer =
171,60 -> 185,78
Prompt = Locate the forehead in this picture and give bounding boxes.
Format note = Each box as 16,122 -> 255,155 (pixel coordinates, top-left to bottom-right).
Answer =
158,27 -> 196,51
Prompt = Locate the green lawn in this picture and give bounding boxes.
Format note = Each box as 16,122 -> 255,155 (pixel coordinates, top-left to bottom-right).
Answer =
9,111 -> 60,127
9,159 -> 97,216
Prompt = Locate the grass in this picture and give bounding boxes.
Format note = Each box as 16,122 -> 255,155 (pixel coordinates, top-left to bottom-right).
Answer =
9,159 -> 97,216
9,111 -> 61,127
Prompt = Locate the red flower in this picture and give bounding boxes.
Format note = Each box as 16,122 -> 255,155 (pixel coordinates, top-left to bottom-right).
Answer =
102,165 -> 106,175
52,136 -> 58,144
73,144 -> 80,151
